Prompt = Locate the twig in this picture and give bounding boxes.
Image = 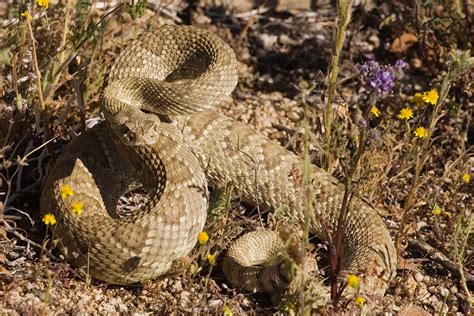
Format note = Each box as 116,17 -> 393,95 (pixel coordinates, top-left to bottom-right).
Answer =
24,17 -> 46,112
4,221 -> 60,262
323,0 -> 353,171
409,238 -> 474,285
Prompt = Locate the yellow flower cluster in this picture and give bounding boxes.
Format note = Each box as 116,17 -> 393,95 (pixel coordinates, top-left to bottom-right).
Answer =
60,185 -> 74,199
347,274 -> 360,289
59,185 -> 85,216
36,0 -> 49,9
198,231 -> 209,245
397,107 -> 413,120
42,213 -> 56,225
411,93 -> 424,106
411,89 -> 439,106
414,126 -> 427,138
423,89 -> 439,105
462,173 -> 470,183
432,205 -> 442,216
355,296 -> 366,308
222,306 -> 233,316
21,11 -> 32,21
370,105 -> 380,118
71,201 -> 84,215
207,253 -> 217,266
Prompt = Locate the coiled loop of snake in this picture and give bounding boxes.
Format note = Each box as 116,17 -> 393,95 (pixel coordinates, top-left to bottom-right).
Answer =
41,25 -> 237,284
41,25 -> 396,295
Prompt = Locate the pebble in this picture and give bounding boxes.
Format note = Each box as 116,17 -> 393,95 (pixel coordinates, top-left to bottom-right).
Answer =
428,285 -> 438,295
287,109 -> 302,122
117,303 -> 128,313
416,221 -> 428,230
411,58 -> 423,69
439,287 -> 449,297
414,272 -> 424,282
208,299 -> 222,308
417,286 -> 430,301
402,275 -> 417,296
368,34 -> 380,48
259,33 -> 278,49
279,34 -> 298,46
174,280 -> 183,292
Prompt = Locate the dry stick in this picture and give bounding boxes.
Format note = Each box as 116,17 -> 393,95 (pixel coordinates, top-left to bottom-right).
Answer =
300,89 -> 315,313
409,238 -> 474,285
330,123 -> 368,304
50,0 -> 72,89
24,17 -> 45,112
323,0 -> 352,171
4,221 -> 60,262
24,15 -> 56,160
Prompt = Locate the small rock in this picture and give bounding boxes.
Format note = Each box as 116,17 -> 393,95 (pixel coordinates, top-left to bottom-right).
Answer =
402,275 -> 417,297
411,58 -> 423,69
315,34 -> 325,42
414,272 -> 424,283
368,34 -> 380,48
287,109 -> 302,122
450,285 -> 458,294
117,303 -> 128,313
259,33 -> 278,50
208,299 -> 222,308
417,286 -> 430,301
279,34 -> 298,46
427,286 -> 438,295
439,287 -> 449,297
416,221 -> 428,230
173,280 -> 183,292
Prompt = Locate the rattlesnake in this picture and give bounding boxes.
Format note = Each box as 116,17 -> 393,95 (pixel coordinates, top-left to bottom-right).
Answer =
41,25 -> 396,296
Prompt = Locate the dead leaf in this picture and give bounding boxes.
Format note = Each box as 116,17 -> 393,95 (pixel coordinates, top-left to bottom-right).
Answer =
389,33 -> 418,53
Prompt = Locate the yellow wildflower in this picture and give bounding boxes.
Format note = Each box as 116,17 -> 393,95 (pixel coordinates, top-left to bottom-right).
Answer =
71,201 -> 84,215
223,306 -> 233,316
370,105 -> 380,118
35,0 -> 49,9
42,213 -> 56,225
397,107 -> 413,120
197,231 -> 209,245
207,253 -> 217,266
423,89 -> 439,105
414,126 -> 428,138
347,274 -> 360,289
462,173 -> 470,183
21,11 -> 33,21
411,92 -> 425,106
355,296 -> 366,308
60,185 -> 74,199
432,205 -> 442,216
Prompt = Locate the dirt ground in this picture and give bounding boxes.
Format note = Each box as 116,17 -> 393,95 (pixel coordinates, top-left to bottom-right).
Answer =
0,0 -> 473,314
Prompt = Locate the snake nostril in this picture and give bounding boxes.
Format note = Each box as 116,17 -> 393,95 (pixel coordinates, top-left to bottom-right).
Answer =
121,256 -> 141,273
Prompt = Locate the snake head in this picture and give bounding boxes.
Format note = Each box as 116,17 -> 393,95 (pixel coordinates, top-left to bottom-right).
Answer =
120,119 -> 160,146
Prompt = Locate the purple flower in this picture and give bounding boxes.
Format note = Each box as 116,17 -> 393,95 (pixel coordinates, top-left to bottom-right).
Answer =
357,59 -> 408,98
394,59 -> 408,71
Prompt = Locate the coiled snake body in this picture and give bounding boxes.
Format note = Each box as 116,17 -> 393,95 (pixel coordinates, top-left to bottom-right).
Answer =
41,25 -> 396,296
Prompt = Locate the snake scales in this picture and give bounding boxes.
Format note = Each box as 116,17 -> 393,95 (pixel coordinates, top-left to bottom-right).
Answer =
40,25 -> 396,296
